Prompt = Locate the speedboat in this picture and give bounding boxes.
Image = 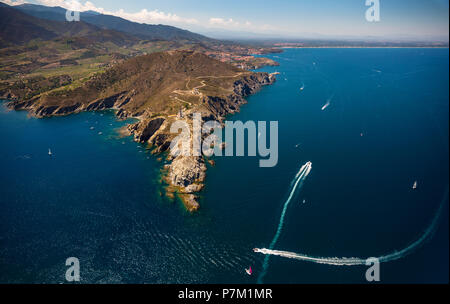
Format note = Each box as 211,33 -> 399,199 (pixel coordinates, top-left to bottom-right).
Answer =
321,102 -> 330,111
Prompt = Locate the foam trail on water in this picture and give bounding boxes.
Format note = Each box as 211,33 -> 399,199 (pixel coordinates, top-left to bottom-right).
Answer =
255,187 -> 448,267
258,162 -> 312,283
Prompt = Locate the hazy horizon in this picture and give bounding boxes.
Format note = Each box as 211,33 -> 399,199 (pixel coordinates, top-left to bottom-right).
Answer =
2,0 -> 449,42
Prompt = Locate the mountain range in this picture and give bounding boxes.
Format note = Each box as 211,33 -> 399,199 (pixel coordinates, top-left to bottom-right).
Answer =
12,3 -> 212,43
0,3 -> 141,47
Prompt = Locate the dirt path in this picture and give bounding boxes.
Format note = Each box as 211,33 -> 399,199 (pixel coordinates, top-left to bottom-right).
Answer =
171,72 -> 247,106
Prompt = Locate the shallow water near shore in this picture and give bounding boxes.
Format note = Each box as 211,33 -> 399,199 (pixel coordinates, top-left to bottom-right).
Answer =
0,48 -> 448,283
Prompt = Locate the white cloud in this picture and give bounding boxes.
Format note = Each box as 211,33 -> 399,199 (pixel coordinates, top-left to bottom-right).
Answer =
36,0 -> 199,25
209,18 -> 240,27
208,18 -> 256,29
1,0 -> 28,5
1,0 -> 277,34
209,16 -> 276,33
114,8 -> 198,25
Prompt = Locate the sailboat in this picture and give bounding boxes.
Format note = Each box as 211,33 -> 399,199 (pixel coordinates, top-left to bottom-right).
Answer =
245,266 -> 253,276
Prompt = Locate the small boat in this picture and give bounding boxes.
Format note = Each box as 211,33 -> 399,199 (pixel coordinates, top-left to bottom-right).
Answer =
48,149 -> 52,156
303,199 -> 306,204
245,267 -> 253,276
412,181 -> 418,190
300,83 -> 305,91
321,101 -> 330,111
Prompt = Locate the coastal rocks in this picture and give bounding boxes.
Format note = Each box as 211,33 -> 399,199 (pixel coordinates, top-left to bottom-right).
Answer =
162,155 -> 206,212
128,117 -> 166,143
203,95 -> 243,118
178,194 -> 200,212
116,108 -> 131,119
86,91 -> 129,111
241,59 -> 280,70
53,103 -> 82,115
7,98 -> 34,110
168,156 -> 207,188
7,87 -> 133,119
150,133 -> 171,153
233,73 -> 274,96
202,72 -> 275,120
34,105 -> 59,117
183,183 -> 205,193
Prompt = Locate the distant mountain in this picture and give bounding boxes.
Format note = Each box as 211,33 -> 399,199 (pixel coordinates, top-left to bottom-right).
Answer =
0,4 -> 58,46
0,4 -> 138,48
15,3 -> 213,42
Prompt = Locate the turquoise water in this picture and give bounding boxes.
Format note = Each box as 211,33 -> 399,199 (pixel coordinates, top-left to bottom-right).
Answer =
0,48 -> 448,283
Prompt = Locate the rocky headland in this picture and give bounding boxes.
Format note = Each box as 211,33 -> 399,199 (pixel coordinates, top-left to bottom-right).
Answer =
3,50 -> 276,211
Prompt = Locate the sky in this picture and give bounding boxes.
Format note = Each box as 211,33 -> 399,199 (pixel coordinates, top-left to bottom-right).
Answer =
2,0 -> 449,41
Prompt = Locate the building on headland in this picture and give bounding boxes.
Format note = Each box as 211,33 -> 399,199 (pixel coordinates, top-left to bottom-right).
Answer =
178,107 -> 184,119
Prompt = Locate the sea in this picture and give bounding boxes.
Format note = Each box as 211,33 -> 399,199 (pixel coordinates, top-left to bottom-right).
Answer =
0,48 -> 448,283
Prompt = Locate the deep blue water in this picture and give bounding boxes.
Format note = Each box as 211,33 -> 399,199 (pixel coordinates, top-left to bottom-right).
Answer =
0,48 -> 448,283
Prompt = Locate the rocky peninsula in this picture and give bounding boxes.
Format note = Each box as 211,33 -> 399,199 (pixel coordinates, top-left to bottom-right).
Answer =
3,50 -> 276,211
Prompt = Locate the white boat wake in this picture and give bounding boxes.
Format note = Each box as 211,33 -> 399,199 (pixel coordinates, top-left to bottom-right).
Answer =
257,162 -> 312,283
255,187 -> 448,268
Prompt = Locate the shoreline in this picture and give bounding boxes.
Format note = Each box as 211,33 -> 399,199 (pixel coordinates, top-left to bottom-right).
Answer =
278,46 -> 449,49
